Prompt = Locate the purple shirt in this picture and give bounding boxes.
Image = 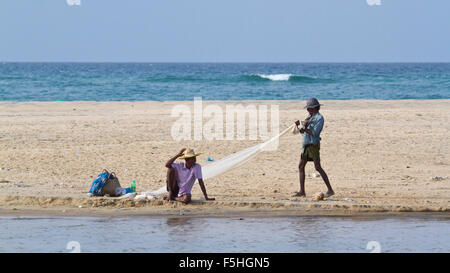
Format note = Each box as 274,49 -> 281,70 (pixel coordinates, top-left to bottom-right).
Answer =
171,162 -> 203,197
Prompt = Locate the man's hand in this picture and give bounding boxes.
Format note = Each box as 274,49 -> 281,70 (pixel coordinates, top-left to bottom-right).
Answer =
295,120 -> 300,126
177,148 -> 186,157
166,148 -> 187,168
303,119 -> 310,127
198,179 -> 214,201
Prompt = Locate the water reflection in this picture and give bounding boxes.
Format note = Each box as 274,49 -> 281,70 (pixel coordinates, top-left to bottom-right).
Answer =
0,216 -> 448,252
166,217 -> 193,227
164,217 -> 207,246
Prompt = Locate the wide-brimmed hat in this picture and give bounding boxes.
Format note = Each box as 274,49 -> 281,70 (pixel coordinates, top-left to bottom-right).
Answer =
179,148 -> 202,159
304,97 -> 322,109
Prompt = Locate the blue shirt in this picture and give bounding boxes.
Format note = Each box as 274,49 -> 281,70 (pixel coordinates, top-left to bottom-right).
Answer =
301,112 -> 324,153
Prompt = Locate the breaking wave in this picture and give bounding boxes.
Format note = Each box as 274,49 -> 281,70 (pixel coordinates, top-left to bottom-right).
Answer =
244,74 -> 331,83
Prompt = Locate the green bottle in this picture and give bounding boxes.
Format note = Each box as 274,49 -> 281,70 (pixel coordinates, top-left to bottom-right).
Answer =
131,180 -> 136,193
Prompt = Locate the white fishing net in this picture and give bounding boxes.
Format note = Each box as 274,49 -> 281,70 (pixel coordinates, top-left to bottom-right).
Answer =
136,124 -> 296,199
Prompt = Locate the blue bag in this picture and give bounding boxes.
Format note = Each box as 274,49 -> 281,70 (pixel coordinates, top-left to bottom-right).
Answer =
88,169 -> 113,196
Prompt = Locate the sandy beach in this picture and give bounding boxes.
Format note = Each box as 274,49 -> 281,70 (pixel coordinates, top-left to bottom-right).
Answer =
0,100 -> 449,216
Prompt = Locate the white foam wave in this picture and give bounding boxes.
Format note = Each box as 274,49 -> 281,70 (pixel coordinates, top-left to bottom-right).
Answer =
257,74 -> 292,81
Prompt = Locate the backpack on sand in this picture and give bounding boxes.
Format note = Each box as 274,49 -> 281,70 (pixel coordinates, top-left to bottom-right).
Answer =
88,169 -> 122,197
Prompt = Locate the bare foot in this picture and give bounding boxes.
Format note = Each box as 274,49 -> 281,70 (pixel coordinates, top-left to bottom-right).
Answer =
175,195 -> 191,204
325,190 -> 335,198
163,195 -> 173,201
292,192 -> 306,197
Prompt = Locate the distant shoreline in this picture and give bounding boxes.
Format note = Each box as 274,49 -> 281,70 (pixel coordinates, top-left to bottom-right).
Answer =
1,198 -> 449,218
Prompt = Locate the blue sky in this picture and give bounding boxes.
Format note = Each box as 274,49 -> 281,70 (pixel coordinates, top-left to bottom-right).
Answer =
1,0 -> 449,62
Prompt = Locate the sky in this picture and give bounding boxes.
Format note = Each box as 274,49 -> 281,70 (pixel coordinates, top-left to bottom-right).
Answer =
1,0 -> 449,62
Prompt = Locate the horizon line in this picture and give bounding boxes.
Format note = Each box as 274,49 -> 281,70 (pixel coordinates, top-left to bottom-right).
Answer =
2,61 -> 450,64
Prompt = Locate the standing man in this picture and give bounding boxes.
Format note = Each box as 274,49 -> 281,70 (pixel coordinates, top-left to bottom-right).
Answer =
293,98 -> 334,198
164,148 -> 215,204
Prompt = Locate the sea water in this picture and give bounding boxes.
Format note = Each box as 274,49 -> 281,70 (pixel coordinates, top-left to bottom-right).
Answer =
1,63 -> 449,101
0,216 -> 448,253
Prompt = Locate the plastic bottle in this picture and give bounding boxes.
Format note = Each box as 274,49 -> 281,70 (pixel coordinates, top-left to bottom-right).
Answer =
131,180 -> 136,193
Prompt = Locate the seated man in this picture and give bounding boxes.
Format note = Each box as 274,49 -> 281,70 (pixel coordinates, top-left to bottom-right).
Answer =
164,148 -> 215,204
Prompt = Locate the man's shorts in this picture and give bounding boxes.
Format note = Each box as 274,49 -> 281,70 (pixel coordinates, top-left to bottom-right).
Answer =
301,143 -> 320,161
166,181 -> 191,198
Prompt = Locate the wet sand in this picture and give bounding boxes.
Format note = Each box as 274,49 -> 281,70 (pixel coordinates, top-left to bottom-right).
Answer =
0,100 -> 449,216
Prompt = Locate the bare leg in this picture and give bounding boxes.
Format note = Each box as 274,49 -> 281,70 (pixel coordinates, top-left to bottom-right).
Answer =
313,159 -> 334,196
293,159 -> 307,197
164,168 -> 177,201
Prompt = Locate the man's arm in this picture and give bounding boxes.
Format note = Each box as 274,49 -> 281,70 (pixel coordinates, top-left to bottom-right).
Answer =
198,179 -> 215,201
295,119 -> 309,134
294,120 -> 302,133
165,148 -> 186,168
306,117 -> 324,137
304,128 -> 314,136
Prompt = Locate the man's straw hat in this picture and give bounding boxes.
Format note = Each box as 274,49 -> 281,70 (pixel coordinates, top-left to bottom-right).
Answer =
179,148 -> 202,159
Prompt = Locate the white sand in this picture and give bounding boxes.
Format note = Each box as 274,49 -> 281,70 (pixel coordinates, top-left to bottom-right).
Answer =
0,100 -> 449,215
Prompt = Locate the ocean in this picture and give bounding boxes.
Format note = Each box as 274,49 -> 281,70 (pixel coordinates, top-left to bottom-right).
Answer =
0,216 -> 449,253
1,63 -> 449,101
